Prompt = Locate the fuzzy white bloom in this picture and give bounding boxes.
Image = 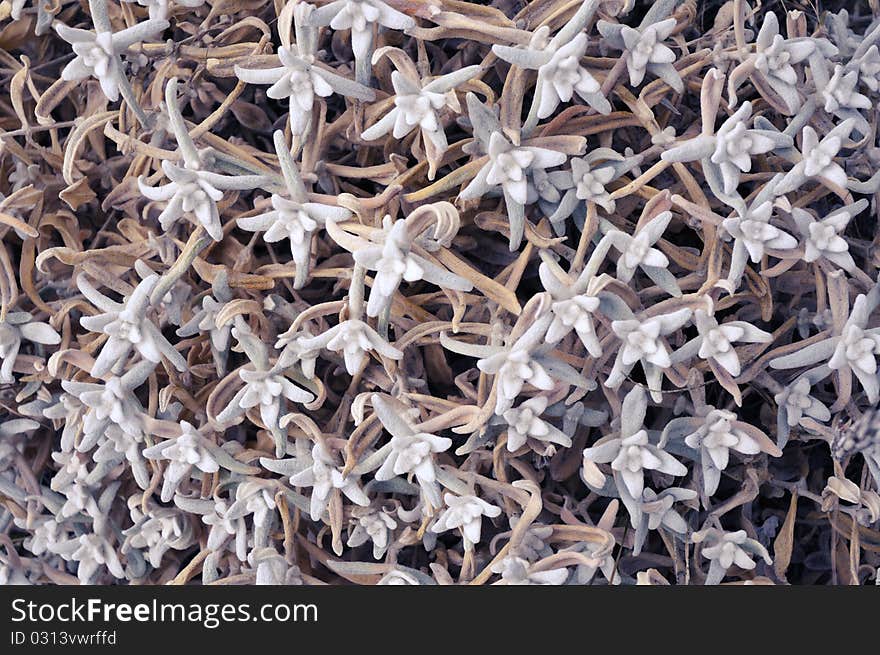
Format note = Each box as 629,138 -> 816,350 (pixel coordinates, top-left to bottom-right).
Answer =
235,44 -> 374,135
339,216 -> 472,318
858,45 -> 880,91
621,19 -> 677,86
138,78 -> 268,241
606,308 -> 692,400
431,493 -> 502,549
710,104 -> 780,194
771,292 -> 880,404
493,7 -> 610,119
122,501 -> 193,568
236,368 -> 313,427
685,408 -> 760,470
693,528 -> 772,585
822,64 -> 872,113
502,396 -> 572,453
62,362 -> 153,450
598,2 -> 683,93
774,377 -> 831,429
54,14 -> 168,101
662,99 -> 790,196
296,318 -> 403,376
0,312 -> 60,383
140,161 -> 259,241
121,0 -> 205,21
56,534 -> 125,584
492,556 -> 569,585
722,200 -> 797,264
583,386 -> 686,500
742,12 -> 817,113
372,395 -> 451,507
78,273 -> 186,377
829,323 -> 880,386
664,407 -> 780,496
547,295 -> 601,351
792,199 -> 865,272
673,308 -> 772,377
571,157 -> 616,207
347,507 -> 398,559
361,65 -> 481,165
777,121 -> 854,193
308,0 -> 415,82
199,499 -> 249,561
268,443 -> 370,521
142,422 -> 219,502
462,131 -> 567,207
478,337 -> 554,413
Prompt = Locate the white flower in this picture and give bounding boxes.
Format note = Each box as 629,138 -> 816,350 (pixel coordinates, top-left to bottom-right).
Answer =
598,2 -> 683,93
138,78 -> 268,241
347,507 -> 398,559
693,528 -> 772,585
685,409 -> 760,482
502,396 -> 572,453
602,210 -> 681,298
122,501 -> 193,568
142,422 -> 219,502
361,63 -> 480,173
54,11 -> 168,101
829,323 -> 880,389
175,272 -> 233,374
296,318 -> 403,376
774,377 -> 831,429
266,443 -> 370,521
621,19 -> 677,86
673,308 -> 772,377
822,64 -> 871,113
477,326 -> 555,413
78,273 -> 186,377
662,94 -> 790,196
492,556 -> 569,585
372,394 -> 451,507
62,362 -> 153,448
606,308 -> 692,401
431,493 -> 502,548
632,487 -> 696,555
336,216 -> 472,318
235,43 -> 374,136
792,199 -> 865,272
776,120 -> 854,194
0,312 -> 60,383
226,367 -> 313,430
460,130 -> 568,249
121,0 -> 205,21
464,131 -> 565,208
722,200 -> 797,266
308,0 -> 415,82
57,534 -> 125,584
771,291 -> 880,404
238,131 -> 352,288
493,3 -> 610,119
739,12 -> 817,113
583,386 -> 686,500
571,157 -> 616,207
199,499 -> 249,560
858,44 -> 880,92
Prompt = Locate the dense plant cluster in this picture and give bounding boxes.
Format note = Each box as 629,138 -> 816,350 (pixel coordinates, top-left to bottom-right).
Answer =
0,0 -> 879,585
